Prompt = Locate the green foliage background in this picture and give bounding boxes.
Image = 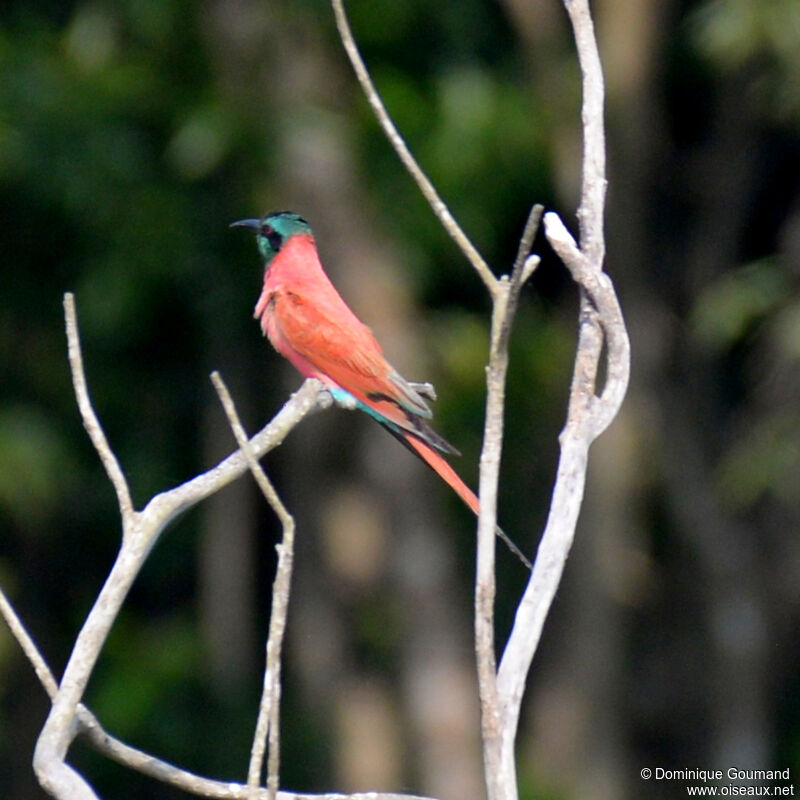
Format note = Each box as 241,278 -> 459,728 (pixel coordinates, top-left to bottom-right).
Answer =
1,1 -> 799,798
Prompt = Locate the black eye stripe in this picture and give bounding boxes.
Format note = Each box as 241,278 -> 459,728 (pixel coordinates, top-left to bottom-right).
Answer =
262,225 -> 283,252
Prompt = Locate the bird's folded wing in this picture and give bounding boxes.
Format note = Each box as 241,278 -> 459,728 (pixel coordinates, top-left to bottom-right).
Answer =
271,288 -> 432,419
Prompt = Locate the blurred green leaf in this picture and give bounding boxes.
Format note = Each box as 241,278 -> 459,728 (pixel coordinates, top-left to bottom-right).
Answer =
767,298 -> 800,362
0,407 -> 74,526
691,0 -> 800,121
90,613 -> 203,737
63,4 -> 118,72
692,0 -> 800,67
166,104 -> 233,180
717,411 -> 800,509
689,260 -> 788,350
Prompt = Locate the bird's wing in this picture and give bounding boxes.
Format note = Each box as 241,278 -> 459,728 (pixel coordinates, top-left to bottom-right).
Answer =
270,287 -> 433,422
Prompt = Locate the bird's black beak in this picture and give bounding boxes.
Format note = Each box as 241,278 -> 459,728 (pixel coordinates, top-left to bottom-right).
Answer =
229,218 -> 261,232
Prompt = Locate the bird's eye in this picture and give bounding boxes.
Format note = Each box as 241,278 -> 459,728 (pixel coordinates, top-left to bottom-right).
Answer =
261,223 -> 283,253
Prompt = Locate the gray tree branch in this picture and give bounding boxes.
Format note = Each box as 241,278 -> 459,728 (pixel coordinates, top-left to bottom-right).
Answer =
30,294 -> 327,800
330,2 -> 629,799
475,204 -> 542,800
494,2 -> 630,798
5,582 -> 440,800
211,371 -> 296,800
13,1 -> 630,798
64,293 -> 134,525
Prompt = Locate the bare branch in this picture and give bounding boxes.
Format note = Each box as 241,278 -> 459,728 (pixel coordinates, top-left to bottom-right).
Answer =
33,296 -> 329,800
33,298 -> 419,800
1,581 -> 254,795
491,4 -> 629,798
211,372 -> 296,533
139,377 -> 327,538
276,795 -> 438,800
274,796 -> 437,800
64,293 -> 134,525
520,255 -> 540,288
510,204 -> 544,287
543,212 -> 629,436
474,201 -> 544,798
0,585 -> 59,698
474,275 -> 504,790
34,511 -> 166,799
563,0 -> 607,267
4,582 -> 436,800
24,0 -> 627,797
330,0 -> 498,296
211,372 -> 297,799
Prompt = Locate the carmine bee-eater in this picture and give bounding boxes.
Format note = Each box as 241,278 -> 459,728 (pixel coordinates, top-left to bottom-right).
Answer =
232,211 -> 530,567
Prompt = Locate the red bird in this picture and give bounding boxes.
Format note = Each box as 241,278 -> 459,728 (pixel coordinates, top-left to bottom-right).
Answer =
232,211 -> 529,567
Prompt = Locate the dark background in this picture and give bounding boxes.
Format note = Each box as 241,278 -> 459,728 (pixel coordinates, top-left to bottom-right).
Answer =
1,1 -> 799,798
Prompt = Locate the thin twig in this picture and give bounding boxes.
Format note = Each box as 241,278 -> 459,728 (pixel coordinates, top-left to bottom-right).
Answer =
0,585 -> 59,698
14,590 -> 236,795
2,584 -> 436,800
211,372 -> 296,534
564,0 -> 607,267
330,0 -> 498,296
511,205 -> 544,285
497,204 -> 544,357
64,293 -> 134,526
474,205 -> 543,799
211,372 -> 296,800
138,377 -> 327,537
474,280 -> 506,797
0,580 -> 252,796
2,584 -> 222,794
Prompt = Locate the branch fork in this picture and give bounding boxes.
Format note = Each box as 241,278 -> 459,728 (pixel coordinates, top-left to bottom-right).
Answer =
330,3 -> 629,800
1,2 -> 629,799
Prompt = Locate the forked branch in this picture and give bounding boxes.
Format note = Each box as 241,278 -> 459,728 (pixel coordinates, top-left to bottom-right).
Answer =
64,294 -> 134,525
24,294 -> 430,800
3,582 -> 439,800
29,295 -> 327,800
331,3 -> 629,800
494,2 -> 630,798
14,1 -> 629,798
211,371 -> 296,800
